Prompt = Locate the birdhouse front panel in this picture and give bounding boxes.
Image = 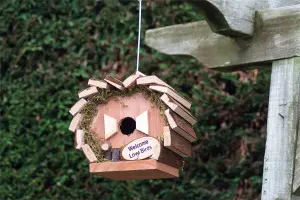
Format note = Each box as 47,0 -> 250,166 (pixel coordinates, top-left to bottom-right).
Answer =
90,92 -> 166,148
68,73 -> 197,180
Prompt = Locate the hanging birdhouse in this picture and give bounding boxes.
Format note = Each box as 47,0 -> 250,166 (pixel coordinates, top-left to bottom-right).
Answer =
69,72 -> 197,180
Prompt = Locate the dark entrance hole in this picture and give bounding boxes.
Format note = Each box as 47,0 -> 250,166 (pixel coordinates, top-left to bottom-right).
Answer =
120,117 -> 136,135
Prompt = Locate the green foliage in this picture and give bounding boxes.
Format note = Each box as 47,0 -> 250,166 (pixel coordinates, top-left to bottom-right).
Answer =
1,0 -> 269,199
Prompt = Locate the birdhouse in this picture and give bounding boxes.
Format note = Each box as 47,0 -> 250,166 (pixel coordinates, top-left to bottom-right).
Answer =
69,72 -> 197,180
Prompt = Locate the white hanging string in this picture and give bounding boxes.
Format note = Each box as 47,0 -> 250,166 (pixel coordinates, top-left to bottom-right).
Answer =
136,0 -> 142,72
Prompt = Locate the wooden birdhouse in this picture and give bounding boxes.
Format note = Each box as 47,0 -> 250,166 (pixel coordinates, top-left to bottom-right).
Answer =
69,72 -> 197,180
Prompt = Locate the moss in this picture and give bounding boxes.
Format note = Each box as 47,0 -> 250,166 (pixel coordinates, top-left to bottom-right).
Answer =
79,85 -> 167,162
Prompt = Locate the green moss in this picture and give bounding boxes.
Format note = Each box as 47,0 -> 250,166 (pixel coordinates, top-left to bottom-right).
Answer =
80,85 -> 167,162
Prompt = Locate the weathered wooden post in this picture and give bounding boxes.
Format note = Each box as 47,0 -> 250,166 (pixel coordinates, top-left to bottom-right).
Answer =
145,1 -> 300,199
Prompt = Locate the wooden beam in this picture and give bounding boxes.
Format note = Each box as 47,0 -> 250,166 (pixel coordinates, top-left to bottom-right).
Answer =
163,126 -> 192,157
145,5 -> 300,71
294,117 -> 300,195
186,0 -> 300,38
261,57 -> 300,199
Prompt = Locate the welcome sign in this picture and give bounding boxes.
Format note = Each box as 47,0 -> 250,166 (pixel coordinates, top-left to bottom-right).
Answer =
121,137 -> 160,160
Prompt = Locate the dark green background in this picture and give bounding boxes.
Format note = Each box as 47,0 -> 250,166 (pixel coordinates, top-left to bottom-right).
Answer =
1,0 -> 270,199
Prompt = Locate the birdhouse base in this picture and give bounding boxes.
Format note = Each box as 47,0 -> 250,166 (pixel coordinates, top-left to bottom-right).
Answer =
90,159 -> 179,180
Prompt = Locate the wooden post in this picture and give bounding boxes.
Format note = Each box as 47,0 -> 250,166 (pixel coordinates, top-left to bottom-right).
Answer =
144,1 -> 300,199
262,58 -> 300,199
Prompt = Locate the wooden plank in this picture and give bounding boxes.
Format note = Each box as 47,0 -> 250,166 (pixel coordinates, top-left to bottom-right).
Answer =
149,85 -> 191,109
137,75 -> 173,89
123,71 -> 145,88
151,144 -> 183,169
90,160 -> 179,180
161,94 -> 196,125
78,86 -> 98,98
82,144 -> 98,163
164,109 -> 197,142
75,129 -> 85,150
112,148 -> 120,161
186,0 -> 300,38
145,5 -> 300,71
163,126 -> 192,157
68,113 -> 82,132
104,114 -> 118,139
261,57 -> 300,199
135,110 -> 149,135
104,75 -> 124,90
294,116 -> 300,195
69,98 -> 87,116
88,78 -> 109,89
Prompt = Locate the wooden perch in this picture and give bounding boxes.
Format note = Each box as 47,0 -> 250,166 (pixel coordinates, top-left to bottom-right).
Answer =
69,113 -> 82,132
145,5 -> 300,70
161,94 -> 196,125
163,126 -> 192,157
69,98 -> 87,116
165,109 -> 197,142
78,86 -> 98,98
149,85 -> 191,109
82,144 -> 98,163
88,78 -> 109,89
104,75 -> 124,90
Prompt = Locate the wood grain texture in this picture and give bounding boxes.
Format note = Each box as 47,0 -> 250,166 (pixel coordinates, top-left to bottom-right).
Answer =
261,57 -> 300,199
104,75 -> 124,90
187,0 -> 300,38
90,160 -> 179,180
82,144 -> 98,163
69,98 -> 87,116
161,94 -> 196,125
78,86 -> 98,98
165,109 -> 197,142
145,5 -> 300,71
88,78 -> 109,89
149,85 -> 191,109
90,92 -> 166,148
163,126 -> 192,157
69,113 -> 82,132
